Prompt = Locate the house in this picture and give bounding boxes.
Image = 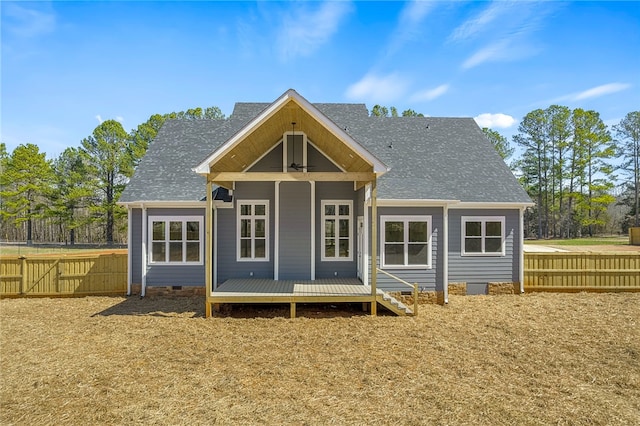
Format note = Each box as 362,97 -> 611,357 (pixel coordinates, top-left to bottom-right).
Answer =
118,89 -> 533,317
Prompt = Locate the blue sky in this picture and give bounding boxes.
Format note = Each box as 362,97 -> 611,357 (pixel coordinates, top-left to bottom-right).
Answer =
2,1 -> 639,160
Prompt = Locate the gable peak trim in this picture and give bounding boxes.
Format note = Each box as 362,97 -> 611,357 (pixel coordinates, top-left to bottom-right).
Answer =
193,90 -> 387,175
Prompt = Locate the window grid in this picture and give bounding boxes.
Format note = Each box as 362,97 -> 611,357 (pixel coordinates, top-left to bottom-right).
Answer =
461,216 -> 505,256
380,215 -> 431,269
237,201 -> 269,261
148,216 -> 203,265
321,200 -> 353,261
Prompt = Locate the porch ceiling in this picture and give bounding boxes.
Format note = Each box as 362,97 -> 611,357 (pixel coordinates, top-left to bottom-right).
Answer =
209,100 -> 373,175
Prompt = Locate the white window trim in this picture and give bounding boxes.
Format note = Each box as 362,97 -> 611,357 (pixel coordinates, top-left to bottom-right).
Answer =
237,200 -> 270,262
380,215 -> 432,269
461,216 -> 506,256
282,130 -> 307,173
147,216 -> 204,265
321,200 -> 353,262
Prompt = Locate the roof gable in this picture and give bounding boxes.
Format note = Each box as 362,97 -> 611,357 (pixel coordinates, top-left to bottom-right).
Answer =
120,90 -> 531,205
193,89 -> 387,176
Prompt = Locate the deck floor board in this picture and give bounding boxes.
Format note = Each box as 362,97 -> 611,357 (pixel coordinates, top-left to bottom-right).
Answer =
212,278 -> 369,298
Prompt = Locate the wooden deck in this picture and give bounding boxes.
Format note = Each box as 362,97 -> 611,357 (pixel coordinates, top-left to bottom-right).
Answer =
207,278 -> 374,318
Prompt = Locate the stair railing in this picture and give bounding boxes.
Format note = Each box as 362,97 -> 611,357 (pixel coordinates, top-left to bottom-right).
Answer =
376,268 -> 418,316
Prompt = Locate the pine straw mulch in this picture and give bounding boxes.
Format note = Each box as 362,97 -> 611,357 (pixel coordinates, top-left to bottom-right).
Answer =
1,293 -> 639,425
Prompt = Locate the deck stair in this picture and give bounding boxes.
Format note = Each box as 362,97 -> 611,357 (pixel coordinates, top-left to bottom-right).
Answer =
376,289 -> 414,316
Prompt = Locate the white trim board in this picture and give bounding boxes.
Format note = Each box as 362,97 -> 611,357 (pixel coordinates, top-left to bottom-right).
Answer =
193,89 -> 388,175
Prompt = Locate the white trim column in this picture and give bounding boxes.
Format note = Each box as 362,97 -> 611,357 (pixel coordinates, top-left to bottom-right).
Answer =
363,187 -> 369,287
310,181 -> 315,280
141,205 -> 147,297
274,181 -> 280,280
370,177 -> 377,316
206,180 -> 213,300
443,204 -> 449,304
213,204 -> 218,290
519,207 -> 525,294
127,208 -> 132,296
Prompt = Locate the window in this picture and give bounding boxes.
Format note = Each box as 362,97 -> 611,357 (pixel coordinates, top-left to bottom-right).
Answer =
321,200 -> 353,261
237,201 -> 269,261
461,216 -> 505,256
381,216 -> 432,268
148,216 -> 203,264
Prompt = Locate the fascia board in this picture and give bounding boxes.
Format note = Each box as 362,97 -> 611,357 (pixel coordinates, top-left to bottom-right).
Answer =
365,199 -> 460,207
193,89 -> 389,175
117,200 -> 230,209
193,90 -> 294,175
452,201 -> 535,209
292,92 -> 388,174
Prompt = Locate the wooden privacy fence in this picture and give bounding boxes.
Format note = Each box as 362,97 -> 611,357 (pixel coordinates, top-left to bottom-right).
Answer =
0,253 -> 127,298
524,252 -> 640,292
2,251 -> 639,298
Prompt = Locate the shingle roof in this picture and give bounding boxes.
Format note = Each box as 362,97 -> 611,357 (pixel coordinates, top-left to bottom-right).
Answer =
348,117 -> 531,203
120,100 -> 531,204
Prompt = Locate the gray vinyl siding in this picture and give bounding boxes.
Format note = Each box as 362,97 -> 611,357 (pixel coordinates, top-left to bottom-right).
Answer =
279,182 -> 312,279
355,187 -> 365,218
216,182 -> 275,282
130,208 -> 142,284
448,209 -> 520,294
144,207 -> 206,287
308,144 -> 341,172
368,206 -> 444,292
249,143 -> 282,171
248,142 -> 339,173
315,182 -> 358,279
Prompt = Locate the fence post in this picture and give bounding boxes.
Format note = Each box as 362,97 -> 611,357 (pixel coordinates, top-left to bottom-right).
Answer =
56,259 -> 63,294
20,256 -> 27,295
413,283 -> 418,316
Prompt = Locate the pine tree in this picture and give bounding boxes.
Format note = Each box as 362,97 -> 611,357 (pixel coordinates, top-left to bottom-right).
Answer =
0,144 -> 54,244
49,147 -> 93,245
81,120 -> 131,245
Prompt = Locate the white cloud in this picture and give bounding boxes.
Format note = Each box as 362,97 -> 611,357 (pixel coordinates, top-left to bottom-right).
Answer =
345,73 -> 410,103
461,40 -> 509,69
2,3 -> 56,38
115,116 -> 124,123
573,83 -> 631,101
95,115 -> 104,124
541,82 -> 633,106
449,1 -> 511,42
410,84 -> 450,102
474,113 -> 516,129
277,1 -> 353,60
385,0 -> 436,56
462,40 -> 540,69
399,0 -> 435,27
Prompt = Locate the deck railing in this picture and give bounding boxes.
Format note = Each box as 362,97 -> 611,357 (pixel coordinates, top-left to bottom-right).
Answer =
0,253 -> 127,297
376,268 -> 419,315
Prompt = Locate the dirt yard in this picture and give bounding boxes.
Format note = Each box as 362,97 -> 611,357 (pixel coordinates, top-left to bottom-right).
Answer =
1,293 -> 639,425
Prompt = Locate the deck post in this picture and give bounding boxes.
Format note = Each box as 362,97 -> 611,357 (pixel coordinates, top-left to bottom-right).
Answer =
205,179 -> 213,318
290,302 -> 296,319
370,177 -> 378,316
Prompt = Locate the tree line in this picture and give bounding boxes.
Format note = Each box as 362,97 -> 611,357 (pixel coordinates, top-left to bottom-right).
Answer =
0,107 -> 224,245
1,104 -> 638,245
513,108 -> 638,238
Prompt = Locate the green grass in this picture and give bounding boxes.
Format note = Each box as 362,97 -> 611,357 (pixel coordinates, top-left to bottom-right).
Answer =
525,236 -> 628,246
